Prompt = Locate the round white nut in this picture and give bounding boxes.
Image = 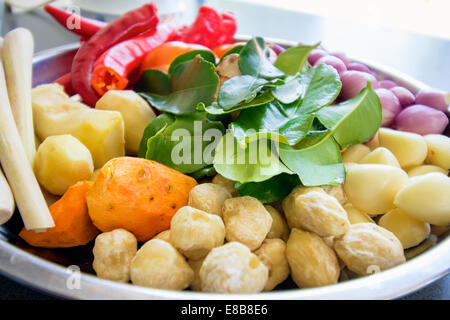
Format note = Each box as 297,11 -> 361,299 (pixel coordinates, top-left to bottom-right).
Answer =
212,174 -> 239,197
199,242 -> 268,293
282,186 -> 350,237
286,228 -> 340,288
222,196 -> 272,251
321,184 -> 347,205
394,172 -> 450,226
343,164 -> 409,216
152,230 -> 171,242
334,223 -> 406,276
92,229 -> 137,283
130,239 -> 193,290
264,205 -> 289,241
188,183 -> 231,217
188,257 -> 206,292
378,208 -> 430,249
170,206 -> 225,260
254,239 -> 290,291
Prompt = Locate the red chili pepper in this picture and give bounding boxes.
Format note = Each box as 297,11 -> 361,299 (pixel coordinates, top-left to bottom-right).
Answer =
172,6 -> 237,49
54,73 -> 76,96
91,16 -> 177,96
71,3 -> 159,107
44,5 -> 106,38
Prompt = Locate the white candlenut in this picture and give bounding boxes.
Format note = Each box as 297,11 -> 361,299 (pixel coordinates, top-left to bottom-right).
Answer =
321,185 -> 347,205
130,239 -> 193,290
254,239 -> 290,291
199,242 -> 268,293
212,174 -> 239,197
424,134 -> 450,170
152,230 -> 171,243
358,147 -> 400,167
92,229 -> 137,283
170,206 -> 225,260
394,172 -> 450,226
222,196 -> 272,251
282,186 -> 350,237
188,183 -> 231,217
264,205 -> 289,241
188,257 -> 206,292
378,128 -> 428,168
334,223 -> 406,276
378,208 -> 430,249
343,164 -> 409,216
341,144 -> 371,163
286,228 -> 340,288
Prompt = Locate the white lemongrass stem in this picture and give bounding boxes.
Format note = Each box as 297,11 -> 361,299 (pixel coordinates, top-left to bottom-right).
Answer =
2,28 -> 36,164
0,52 -> 54,232
0,168 -> 15,225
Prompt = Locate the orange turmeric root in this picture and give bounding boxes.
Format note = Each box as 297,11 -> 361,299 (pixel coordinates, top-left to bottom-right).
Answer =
86,157 -> 198,242
20,181 -> 99,248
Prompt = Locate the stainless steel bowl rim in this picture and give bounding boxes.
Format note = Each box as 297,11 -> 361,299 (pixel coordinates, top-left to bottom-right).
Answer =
0,35 -> 448,300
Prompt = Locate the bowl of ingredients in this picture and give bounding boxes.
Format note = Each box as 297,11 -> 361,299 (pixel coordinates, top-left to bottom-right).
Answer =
0,3 -> 448,299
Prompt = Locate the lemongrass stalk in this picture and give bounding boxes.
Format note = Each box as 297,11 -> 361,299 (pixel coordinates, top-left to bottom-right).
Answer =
0,168 -> 15,225
0,53 -> 54,231
2,28 -> 36,164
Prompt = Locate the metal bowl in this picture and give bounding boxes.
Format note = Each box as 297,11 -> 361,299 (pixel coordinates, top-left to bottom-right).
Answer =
0,36 -> 449,299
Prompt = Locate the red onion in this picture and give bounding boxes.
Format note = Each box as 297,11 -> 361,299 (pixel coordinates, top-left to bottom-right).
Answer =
314,55 -> 347,75
378,80 -> 397,89
375,88 -> 402,127
308,49 -> 327,65
415,89 -> 449,113
390,86 -> 415,108
347,62 -> 372,74
340,71 -> 378,100
330,51 -> 350,66
393,104 -> 449,135
270,43 -> 286,55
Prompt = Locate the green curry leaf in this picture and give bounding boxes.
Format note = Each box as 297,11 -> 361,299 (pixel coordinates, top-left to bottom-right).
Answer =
139,55 -> 219,115
213,132 -> 292,183
274,43 -> 319,75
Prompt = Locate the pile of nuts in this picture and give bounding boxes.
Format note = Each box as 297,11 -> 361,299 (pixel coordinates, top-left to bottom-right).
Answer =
91,128 -> 450,293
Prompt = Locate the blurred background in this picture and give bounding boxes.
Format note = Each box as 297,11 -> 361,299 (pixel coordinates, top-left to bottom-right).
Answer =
2,0 -> 450,90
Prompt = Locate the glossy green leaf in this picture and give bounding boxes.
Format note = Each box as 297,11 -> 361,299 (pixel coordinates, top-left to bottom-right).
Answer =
238,37 -> 284,79
143,112 -> 225,173
231,101 -> 315,145
188,165 -> 217,180
272,75 -> 303,104
168,50 -> 216,76
278,132 -> 345,186
136,69 -> 170,95
317,83 -> 382,149
235,173 -> 300,203
213,132 -> 292,183
139,55 -> 219,115
200,90 -> 275,115
218,44 -> 245,63
218,75 -> 268,109
274,43 -> 318,75
138,113 -> 174,158
297,64 -> 342,113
